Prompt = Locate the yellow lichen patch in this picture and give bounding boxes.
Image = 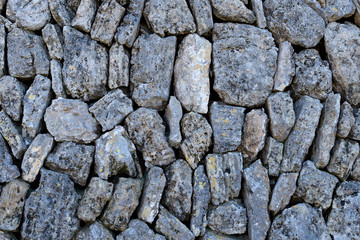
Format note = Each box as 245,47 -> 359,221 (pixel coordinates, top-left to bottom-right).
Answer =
223,119 -> 230,124
211,177 -> 219,191
230,108 -> 237,115
198,181 -> 207,189
141,206 -> 152,218
69,65 -> 75,71
99,168 -> 104,173
57,183 -> 61,187
222,133 -> 227,137
293,205 -> 297,209
29,94 -> 35,100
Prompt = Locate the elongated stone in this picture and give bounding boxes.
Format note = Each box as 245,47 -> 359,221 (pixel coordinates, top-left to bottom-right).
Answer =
351,155 -> 360,181
337,101 -> 355,138
273,41 -> 295,91
49,0 -> 75,27
50,59 -> 66,98
74,222 -> 114,240
42,23 -> 64,60
260,137 -> 283,177
0,230 -> 16,240
71,0 -> 98,33
206,154 -> 226,205
117,219 -> 165,240
164,96 -> 183,148
188,0 -> 213,35
109,43 -> 130,89
211,0 -> 255,23
252,0 -> 266,28
0,134 -> 20,183
349,108 -> 360,141
0,24 -> 5,78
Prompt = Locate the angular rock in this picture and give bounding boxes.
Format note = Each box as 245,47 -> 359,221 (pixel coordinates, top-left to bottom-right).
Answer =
350,108 -> 360,140
131,34 -> 176,110
49,0 -> 75,27
21,134 -> 54,183
71,0 -> 98,33
269,173 -> 298,215
356,9 -> 360,27
90,0 -> 125,46
213,23 -> 277,107
138,167 -> 166,223
243,160 -> 270,240
95,126 -> 138,180
260,137 -> 283,177
0,24 -> 4,78
115,0 -> 145,47
211,0 -> 255,23
273,41 -> 295,91
327,139 -> 359,181
174,34 -> 211,114
264,0 -> 325,48
117,219 -> 165,240
0,134 -> 20,183
7,28 -> 50,79
89,89 -> 133,132
337,101 -> 355,138
0,76 -> 26,122
224,152 -> 243,199
144,0 -> 196,36
188,0 -> 213,35
45,142 -> 95,186
125,107 -> 175,167
294,161 -> 338,210
109,43 -> 130,89
206,154 -> 226,205
63,26 -> 108,101
164,96 -> 182,148
102,178 -> 143,231
42,23 -> 64,60
209,102 -> 245,153
351,155 -> 360,181
208,199 -> 247,235
268,203 -> 331,240
155,206 -> 195,240
311,93 -> 341,168
181,112 -> 212,169
325,22 -> 360,106
44,98 -> 100,143
6,0 -> 51,31
22,75 -> 52,141
74,222 -> 114,240
201,229 -> 249,240
304,0 -> 355,22
266,92 -> 295,142
190,165 -> 210,237
21,169 -> 80,240
0,179 -> 29,231
281,96 -> 323,172
0,111 -> 27,159
252,0 -> 266,28
68,0 -> 81,11
50,59 -> 66,98
77,177 -> 114,222
0,230 -> 17,240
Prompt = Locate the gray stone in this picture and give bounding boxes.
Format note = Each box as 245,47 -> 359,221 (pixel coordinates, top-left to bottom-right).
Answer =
294,161 -> 338,210
269,173 -> 298,215
211,0 -> 255,23
22,75 -> 52,141
50,59 -> 66,98
155,206 -> 195,240
115,0 -> 145,47
131,34 -> 176,110
266,92 -> 295,142
68,0 -> 81,11
89,89 -> 133,132
264,0 -> 325,48
201,229 -> 249,240
95,126 -> 138,180
350,108 -> 360,140
356,9 -> 360,27
325,22 -> 360,106
0,230 -> 17,240
327,139 -> 359,181
174,34 -> 211,114
91,0 -> 125,46
206,154 -> 226,205
351,155 -> 360,181
74,222 -> 114,240
273,41 -> 295,92
252,0 -> 266,28
42,24 -> 64,60
292,49 -> 332,101
0,179 -> 29,231
0,111 -> 27,159
337,101 -> 355,138
243,160 -> 270,240
125,107 -> 175,167
304,0 -> 355,22
21,169 -> 80,240
223,152 -> 243,200
0,134 -> 20,183
102,178 -> 143,231
71,0 -> 98,33
144,0 -> 196,37
181,112 -> 212,169
109,43 -> 130,89
191,165 -> 210,237
208,199 -> 247,235
45,142 -> 95,186
0,24 -> 5,78
63,26 -> 108,101
0,16 -> 15,32
311,93 -> 341,168
6,0 -> 51,31
213,23 -> 277,107
164,96 -> 182,148
21,134 -> 54,183
7,28 -> 50,79
0,76 -> 26,122
49,0 -> 75,27
268,203 -> 331,240
241,109 -> 268,163
45,98 -> 100,143
260,137 -> 283,177
209,102 -> 245,153
117,219 -> 165,240
77,177 -> 113,222
188,0 -> 213,35
281,96 -> 322,173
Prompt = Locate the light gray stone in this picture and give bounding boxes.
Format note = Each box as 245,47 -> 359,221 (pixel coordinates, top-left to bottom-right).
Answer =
164,96 -> 183,148
273,41 -> 295,92
260,137 -> 283,177
188,0 -> 213,35
304,0 -> 355,22
74,222 -> 114,240
49,0 -> 75,27
201,229 -> 249,240
350,108 -> 360,140
0,134 -> 20,183
71,0 -> 98,33
42,23 -> 64,60
337,101 -> 355,138
252,0 -> 266,28
351,155 -> 360,181
0,24 -> 5,78
223,152 -> 243,199
117,219 -> 165,240
50,59 -> 66,98
206,154 -> 226,205
211,0 -> 255,23
109,43 -> 130,89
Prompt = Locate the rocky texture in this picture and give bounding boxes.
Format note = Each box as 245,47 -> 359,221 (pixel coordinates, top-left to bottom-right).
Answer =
117,219 -> 165,240
0,24 -> 4,78
206,154 -> 226,205
42,24 -> 63,61
213,23 -> 277,107
351,155 -> 360,181
211,0 -> 255,23
109,43 -> 130,89
0,134 -> 20,183
49,0 -> 75,27
273,41 -> 295,91
188,0 -> 213,35
50,59 -> 66,98
71,0 -> 98,33
304,0 -> 356,22
0,230 -> 17,240
337,101 -> 355,138
44,98 -> 100,143
252,0 -> 266,28
350,107 -> 360,141
74,222 -> 114,240
164,96 -> 182,148
260,137 -> 283,177
201,229 -> 249,240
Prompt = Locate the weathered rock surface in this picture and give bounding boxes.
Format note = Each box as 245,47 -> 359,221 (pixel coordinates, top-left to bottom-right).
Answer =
117,219 -> 165,240
337,101 -> 355,138
188,0 -> 213,35
50,59 -> 66,98
0,230 -> 17,240
74,222 -> 114,240
0,24 -> 4,78
42,23 -> 64,60
201,229 -> 249,240
304,0 -> 356,22
109,43 -> 130,89
49,0 -> 75,27
260,137 -> 283,177
211,0 -> 255,23
164,96 -> 182,148
252,0 -> 266,28
0,134 -> 20,183
349,108 -> 360,141
71,0 -> 98,33
351,155 -> 360,181
206,154 -> 226,205
273,41 -> 295,91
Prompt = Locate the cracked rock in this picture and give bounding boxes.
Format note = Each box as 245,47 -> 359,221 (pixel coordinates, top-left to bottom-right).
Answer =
109,43 -> 130,89
71,0 -> 98,33
50,59 -> 66,98
350,108 -> 360,141
337,101 -> 355,138
117,219 -> 165,240
188,0 -> 213,35
273,41 -> 295,92
260,137 -> 283,177
42,23 -> 64,60
211,0 -> 255,23
0,134 -> 20,183
74,222 -> 114,240
164,96 -> 183,148
49,0 -> 75,27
